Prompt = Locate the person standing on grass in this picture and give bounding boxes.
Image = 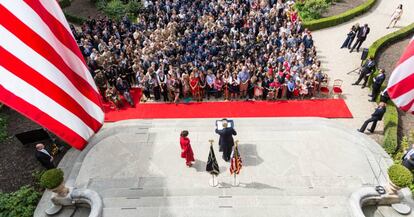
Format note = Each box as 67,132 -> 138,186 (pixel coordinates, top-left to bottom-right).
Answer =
387,4 -> 403,29
358,102 -> 386,133
369,69 -> 386,102
179,130 -> 195,167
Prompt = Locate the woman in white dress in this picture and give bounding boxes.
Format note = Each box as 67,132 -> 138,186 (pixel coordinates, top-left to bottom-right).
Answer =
387,4 -> 403,29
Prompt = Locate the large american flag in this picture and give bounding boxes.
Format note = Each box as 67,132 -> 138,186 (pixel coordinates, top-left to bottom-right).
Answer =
0,0 -> 104,150
387,36 -> 414,113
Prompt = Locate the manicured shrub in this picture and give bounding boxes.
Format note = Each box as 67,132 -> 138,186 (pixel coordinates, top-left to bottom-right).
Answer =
0,186 -> 41,217
388,164 -> 413,188
302,0 -> 377,30
40,169 -> 64,189
383,105 -> 398,155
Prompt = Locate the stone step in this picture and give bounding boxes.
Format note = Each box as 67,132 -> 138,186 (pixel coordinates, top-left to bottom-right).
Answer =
103,195 -> 348,208
89,175 -> 365,192
103,205 -> 351,217
99,185 -> 357,198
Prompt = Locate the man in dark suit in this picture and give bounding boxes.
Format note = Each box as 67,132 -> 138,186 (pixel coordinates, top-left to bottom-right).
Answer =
402,144 -> 414,171
352,57 -> 375,88
358,102 -> 386,133
369,69 -> 386,102
35,143 -> 55,169
215,120 -> 237,162
350,23 -> 370,53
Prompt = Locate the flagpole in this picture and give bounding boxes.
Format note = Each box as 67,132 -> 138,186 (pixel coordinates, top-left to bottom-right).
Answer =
208,139 -> 219,187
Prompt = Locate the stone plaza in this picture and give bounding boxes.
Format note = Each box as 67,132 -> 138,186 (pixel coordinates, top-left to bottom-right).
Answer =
35,118 -> 414,217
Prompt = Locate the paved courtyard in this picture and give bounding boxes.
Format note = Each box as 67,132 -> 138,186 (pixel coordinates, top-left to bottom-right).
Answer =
36,118 -> 401,217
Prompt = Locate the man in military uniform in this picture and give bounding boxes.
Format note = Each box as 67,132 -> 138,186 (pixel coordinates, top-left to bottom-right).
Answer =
94,69 -> 108,102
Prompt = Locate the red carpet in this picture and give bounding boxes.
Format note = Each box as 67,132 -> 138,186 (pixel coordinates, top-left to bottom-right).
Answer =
103,88 -> 352,122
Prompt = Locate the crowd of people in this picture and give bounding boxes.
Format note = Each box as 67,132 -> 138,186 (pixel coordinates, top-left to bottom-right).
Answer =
71,0 -> 328,107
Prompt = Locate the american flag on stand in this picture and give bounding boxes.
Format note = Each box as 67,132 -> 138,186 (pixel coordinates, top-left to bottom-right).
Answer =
0,0 -> 104,150
230,144 -> 242,175
387,36 -> 414,113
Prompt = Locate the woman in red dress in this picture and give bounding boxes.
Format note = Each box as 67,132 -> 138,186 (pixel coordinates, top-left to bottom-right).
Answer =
180,130 -> 195,167
189,72 -> 201,102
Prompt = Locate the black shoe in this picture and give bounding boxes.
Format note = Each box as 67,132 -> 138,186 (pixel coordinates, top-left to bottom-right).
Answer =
357,129 -> 363,133
368,130 -> 374,133
349,50 -> 353,53
361,86 -> 365,89
368,99 -> 375,102
352,83 -> 357,85
357,49 -> 360,52
368,94 -> 372,97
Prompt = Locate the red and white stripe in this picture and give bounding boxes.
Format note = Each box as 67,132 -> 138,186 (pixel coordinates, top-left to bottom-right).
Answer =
387,35 -> 414,114
0,0 -> 104,150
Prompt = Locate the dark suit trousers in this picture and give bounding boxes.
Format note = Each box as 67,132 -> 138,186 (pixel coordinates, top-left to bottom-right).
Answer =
371,84 -> 381,101
354,72 -> 367,85
359,117 -> 379,132
222,144 -> 232,161
351,37 -> 366,52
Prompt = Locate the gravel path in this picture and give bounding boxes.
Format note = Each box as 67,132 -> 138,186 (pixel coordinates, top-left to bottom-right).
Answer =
323,0 -> 365,17
312,0 -> 414,143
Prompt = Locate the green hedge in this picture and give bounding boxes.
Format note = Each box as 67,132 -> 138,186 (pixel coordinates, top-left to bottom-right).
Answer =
59,0 -> 71,9
64,12 -> 86,25
364,23 -> 414,155
303,0 -> 377,31
388,164 -> 413,188
383,104 -> 398,155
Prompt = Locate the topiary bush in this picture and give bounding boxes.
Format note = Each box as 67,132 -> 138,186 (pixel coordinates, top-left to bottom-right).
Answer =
388,164 -> 413,188
0,186 -> 41,217
40,168 -> 64,189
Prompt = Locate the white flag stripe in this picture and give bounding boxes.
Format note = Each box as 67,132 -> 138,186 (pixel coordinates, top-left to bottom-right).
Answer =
392,88 -> 414,108
387,55 -> 414,89
2,0 -> 97,92
0,26 -> 104,123
0,66 -> 94,140
39,0 -> 72,35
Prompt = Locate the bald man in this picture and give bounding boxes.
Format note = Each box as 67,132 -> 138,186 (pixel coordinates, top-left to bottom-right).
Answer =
35,143 -> 55,169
